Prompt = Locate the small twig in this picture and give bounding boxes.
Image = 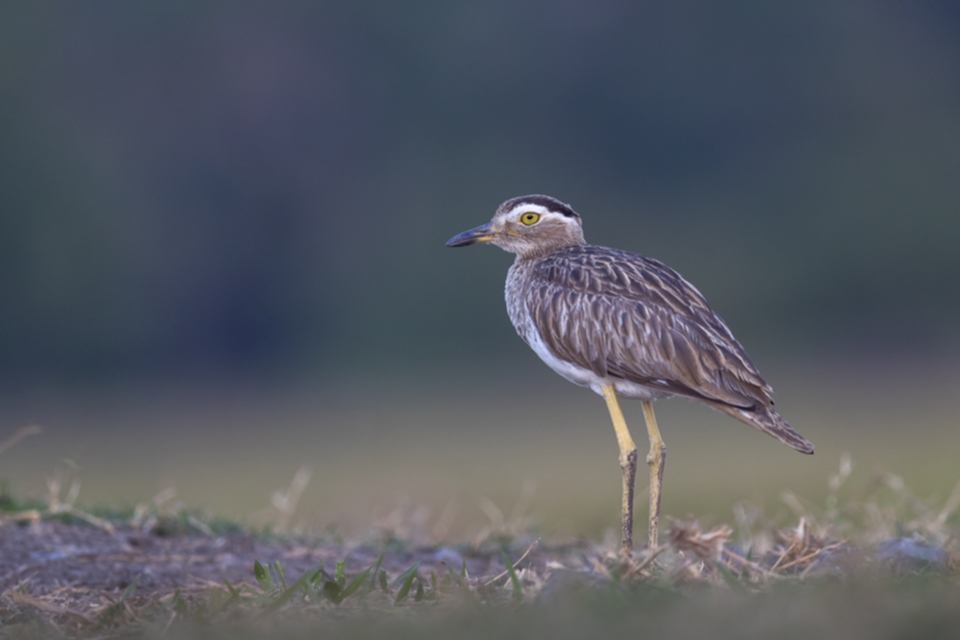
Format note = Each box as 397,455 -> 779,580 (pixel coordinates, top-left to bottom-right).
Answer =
483,539 -> 540,586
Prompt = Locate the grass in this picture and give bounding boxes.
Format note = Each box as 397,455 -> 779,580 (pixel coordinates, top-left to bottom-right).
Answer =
6,547 -> 958,640
1,447 -> 958,639
157,579 -> 960,640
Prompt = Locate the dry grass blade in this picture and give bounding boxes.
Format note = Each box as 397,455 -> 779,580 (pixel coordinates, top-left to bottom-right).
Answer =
719,548 -> 773,580
797,540 -> 851,579
44,469 -> 117,533
667,520 -> 734,581
483,538 -> 540,587
7,591 -> 97,624
59,505 -> 117,533
271,466 -> 312,533
668,521 -> 732,564
768,518 -> 846,575
159,611 -> 177,638
0,424 -> 43,456
622,544 -> 670,581
769,543 -> 798,573
473,485 -> 537,549
0,509 -> 42,524
777,540 -> 846,574
934,479 -> 960,529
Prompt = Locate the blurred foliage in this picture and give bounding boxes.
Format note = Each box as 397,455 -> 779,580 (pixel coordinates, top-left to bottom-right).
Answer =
1,2 -> 959,380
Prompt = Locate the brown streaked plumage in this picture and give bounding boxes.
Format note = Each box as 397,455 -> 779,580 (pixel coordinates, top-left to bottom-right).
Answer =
519,244 -> 813,454
446,194 -> 813,557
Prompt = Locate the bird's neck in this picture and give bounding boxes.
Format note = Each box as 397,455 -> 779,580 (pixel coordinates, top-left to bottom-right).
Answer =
513,236 -> 586,261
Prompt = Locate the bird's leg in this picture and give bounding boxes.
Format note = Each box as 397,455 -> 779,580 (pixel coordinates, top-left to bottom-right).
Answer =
601,385 -> 637,558
641,401 -> 666,549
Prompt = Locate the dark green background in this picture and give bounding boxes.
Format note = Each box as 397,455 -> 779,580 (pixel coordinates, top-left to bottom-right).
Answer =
2,2 -> 959,381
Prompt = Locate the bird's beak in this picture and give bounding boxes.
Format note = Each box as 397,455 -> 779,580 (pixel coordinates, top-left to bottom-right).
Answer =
445,222 -> 498,247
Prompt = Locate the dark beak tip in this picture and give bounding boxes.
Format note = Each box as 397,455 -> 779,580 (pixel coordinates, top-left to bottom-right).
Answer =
447,223 -> 494,248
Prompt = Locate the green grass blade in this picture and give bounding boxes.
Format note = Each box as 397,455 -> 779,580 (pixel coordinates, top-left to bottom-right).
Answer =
275,561 -> 288,590
391,562 -> 421,588
98,575 -> 140,624
335,560 -> 346,587
119,576 -> 139,602
263,567 -> 317,613
715,562 -> 746,593
379,569 -> 388,592
394,563 -> 420,604
308,561 -> 326,588
337,565 -> 373,603
365,554 -> 384,594
253,561 -> 273,591
414,578 -> 425,602
501,551 -> 522,602
322,580 -> 342,602
441,561 -> 462,586
171,588 -> 186,616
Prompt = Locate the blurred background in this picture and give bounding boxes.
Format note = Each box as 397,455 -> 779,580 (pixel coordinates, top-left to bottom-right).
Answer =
1,2 -> 958,540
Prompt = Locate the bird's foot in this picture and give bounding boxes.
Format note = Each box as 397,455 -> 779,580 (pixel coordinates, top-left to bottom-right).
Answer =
603,543 -> 667,583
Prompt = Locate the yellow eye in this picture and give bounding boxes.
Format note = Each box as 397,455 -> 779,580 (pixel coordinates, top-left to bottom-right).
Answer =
520,212 -> 541,226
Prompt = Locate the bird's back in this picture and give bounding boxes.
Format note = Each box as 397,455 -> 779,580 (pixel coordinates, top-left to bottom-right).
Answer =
507,244 -> 814,454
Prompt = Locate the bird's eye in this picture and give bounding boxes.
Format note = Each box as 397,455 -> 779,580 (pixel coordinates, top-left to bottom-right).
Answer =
520,212 -> 541,226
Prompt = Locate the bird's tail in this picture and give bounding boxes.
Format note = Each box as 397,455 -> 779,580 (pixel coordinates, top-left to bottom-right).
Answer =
711,404 -> 814,454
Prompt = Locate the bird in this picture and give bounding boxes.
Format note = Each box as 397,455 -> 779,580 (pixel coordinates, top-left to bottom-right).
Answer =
445,194 -> 814,556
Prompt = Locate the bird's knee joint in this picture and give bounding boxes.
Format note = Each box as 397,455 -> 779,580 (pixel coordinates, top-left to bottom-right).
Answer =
620,448 -> 638,471
646,442 -> 665,466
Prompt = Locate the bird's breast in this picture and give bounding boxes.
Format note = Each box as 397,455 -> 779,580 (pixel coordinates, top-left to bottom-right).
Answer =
504,262 -> 672,402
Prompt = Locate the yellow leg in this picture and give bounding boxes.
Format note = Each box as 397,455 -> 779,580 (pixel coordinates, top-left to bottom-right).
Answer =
641,401 -> 666,549
601,385 -> 637,557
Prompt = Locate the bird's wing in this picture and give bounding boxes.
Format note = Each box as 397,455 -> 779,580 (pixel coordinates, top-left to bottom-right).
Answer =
526,245 -> 774,411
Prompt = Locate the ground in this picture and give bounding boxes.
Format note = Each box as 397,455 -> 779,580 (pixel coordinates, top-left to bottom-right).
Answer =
1,443 -> 959,639
1,510 -> 958,640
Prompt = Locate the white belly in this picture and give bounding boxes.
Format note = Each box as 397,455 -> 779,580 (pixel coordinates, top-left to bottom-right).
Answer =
525,326 -> 673,402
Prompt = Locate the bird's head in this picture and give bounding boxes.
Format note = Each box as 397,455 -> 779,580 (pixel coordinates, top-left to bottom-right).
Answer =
446,195 -> 585,258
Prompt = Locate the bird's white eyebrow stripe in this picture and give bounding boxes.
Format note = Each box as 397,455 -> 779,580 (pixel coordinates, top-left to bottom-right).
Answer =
499,194 -> 579,218
508,204 -> 552,217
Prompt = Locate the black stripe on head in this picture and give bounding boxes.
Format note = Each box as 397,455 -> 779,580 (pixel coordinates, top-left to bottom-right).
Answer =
500,194 -> 580,219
